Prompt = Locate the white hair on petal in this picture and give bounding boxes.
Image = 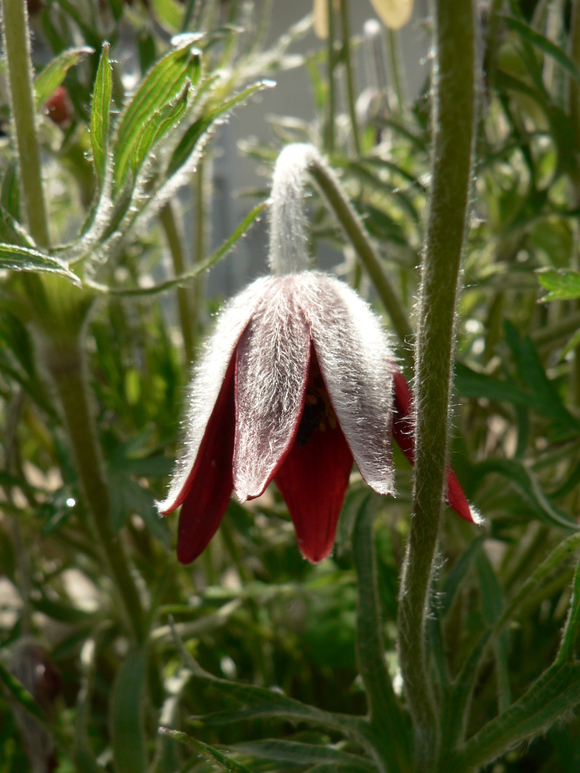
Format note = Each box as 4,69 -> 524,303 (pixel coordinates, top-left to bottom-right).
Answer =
269,143 -> 318,275
233,276 -> 310,500
297,272 -> 396,495
156,276 -> 273,512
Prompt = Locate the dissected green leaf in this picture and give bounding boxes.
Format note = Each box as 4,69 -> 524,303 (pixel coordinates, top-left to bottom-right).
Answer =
475,551 -> 511,712
538,268 -> 580,302
1,161 -> 20,220
0,660 -> 47,725
111,646 -> 148,773
441,536 -> 485,616
234,739 -> 376,770
0,204 -> 35,248
34,47 -> 93,109
131,81 -> 190,176
504,322 -> 579,435
159,730 -> 253,773
166,80 -> 272,179
0,243 -> 80,284
104,202 -> 266,297
504,16 -> 580,81
471,457 -> 580,531
90,42 -> 112,189
451,663 -> 580,771
454,362 -> 535,408
113,40 -> 201,192
151,0 -> 184,31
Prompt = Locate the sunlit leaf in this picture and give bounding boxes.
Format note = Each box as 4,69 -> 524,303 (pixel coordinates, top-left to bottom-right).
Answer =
538,268 -> 580,302
113,40 -> 201,192
34,47 -> 93,109
504,16 -> 580,81
166,81 -> 272,179
90,43 -> 112,189
159,730 -> 253,773
0,243 -> 80,284
131,81 -> 190,176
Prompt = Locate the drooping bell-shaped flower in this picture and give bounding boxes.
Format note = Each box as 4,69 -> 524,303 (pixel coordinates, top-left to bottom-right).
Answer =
158,144 -> 479,564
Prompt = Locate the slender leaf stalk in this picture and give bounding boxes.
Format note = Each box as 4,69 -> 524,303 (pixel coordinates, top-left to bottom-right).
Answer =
339,0 -> 361,156
1,0 -> 50,248
159,203 -> 196,362
396,0 -> 476,764
193,157 -> 210,349
386,29 -> 405,117
326,0 -> 335,153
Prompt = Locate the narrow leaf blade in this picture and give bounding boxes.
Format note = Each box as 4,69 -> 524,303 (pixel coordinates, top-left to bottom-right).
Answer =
34,47 -> 93,108
90,43 -> 112,189
111,646 -> 148,773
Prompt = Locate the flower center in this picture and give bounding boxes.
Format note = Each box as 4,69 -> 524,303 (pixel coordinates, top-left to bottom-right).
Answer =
296,354 -> 337,447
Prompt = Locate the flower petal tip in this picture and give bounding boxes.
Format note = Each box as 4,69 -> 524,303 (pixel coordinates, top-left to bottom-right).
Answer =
298,542 -> 333,564
469,506 -> 484,526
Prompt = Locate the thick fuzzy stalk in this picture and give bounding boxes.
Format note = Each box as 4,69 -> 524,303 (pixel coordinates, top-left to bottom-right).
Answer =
1,0 -> 50,247
397,0 -> 477,763
269,143 -> 411,345
45,339 -> 146,643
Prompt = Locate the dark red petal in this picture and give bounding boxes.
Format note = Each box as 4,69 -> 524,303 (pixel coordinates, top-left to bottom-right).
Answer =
445,466 -> 476,523
275,421 -> 353,563
391,366 -> 479,525
392,368 -> 415,465
175,358 -> 236,564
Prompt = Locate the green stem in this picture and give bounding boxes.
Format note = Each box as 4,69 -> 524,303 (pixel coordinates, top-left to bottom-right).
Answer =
159,203 -> 195,363
193,158 -> 209,347
1,0 -> 50,247
353,497 -> 410,773
44,338 -> 146,643
570,0 -> 580,196
339,0 -> 361,156
326,0 -> 336,153
307,156 -> 413,349
485,0 -> 506,93
568,0 -> 580,404
396,0 -> 476,764
387,29 -> 405,117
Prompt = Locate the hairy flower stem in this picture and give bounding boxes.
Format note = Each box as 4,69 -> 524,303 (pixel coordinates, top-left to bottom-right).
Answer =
45,339 -> 146,643
397,0 -> 476,765
307,156 -> 413,349
1,0 -> 50,248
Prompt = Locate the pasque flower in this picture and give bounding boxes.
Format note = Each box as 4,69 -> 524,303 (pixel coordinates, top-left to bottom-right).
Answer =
158,144 -> 479,564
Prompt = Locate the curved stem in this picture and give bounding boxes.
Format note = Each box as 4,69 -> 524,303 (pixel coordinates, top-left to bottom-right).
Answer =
396,0 -> 476,764
307,154 -> 413,349
1,0 -> 50,247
